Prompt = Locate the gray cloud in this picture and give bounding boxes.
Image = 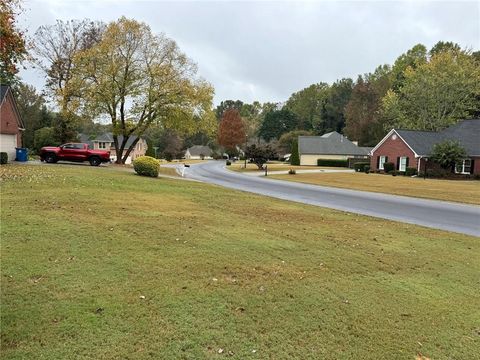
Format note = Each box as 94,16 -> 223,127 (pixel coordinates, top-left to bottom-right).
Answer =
20,0 -> 480,105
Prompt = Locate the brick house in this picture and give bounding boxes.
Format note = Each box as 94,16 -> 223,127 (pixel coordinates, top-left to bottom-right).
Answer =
0,85 -> 25,161
370,119 -> 480,175
79,133 -> 147,164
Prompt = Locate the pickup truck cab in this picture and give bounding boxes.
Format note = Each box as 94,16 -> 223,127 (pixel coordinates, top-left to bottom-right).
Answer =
40,143 -> 111,166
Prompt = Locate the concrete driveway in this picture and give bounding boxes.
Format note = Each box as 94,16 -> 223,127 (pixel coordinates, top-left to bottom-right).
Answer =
184,161 -> 480,237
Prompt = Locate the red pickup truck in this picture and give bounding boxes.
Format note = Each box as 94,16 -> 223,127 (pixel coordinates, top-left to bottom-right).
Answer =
40,143 -> 111,166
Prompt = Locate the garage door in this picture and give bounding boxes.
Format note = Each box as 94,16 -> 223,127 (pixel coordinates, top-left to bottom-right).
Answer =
0,134 -> 17,161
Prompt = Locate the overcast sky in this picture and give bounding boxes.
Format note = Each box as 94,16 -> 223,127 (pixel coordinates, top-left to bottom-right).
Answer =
19,0 -> 480,105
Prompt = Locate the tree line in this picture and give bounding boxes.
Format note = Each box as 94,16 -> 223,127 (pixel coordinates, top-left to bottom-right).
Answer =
2,0 -> 479,161
217,41 -> 480,155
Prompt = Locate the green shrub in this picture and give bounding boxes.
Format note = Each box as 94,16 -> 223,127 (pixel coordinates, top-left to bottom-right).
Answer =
405,167 -> 417,176
317,159 -> 348,167
364,165 -> 370,174
163,152 -> 173,162
133,156 -> 160,177
290,139 -> 300,166
353,162 -> 370,172
226,160 -> 231,166
0,152 -> 8,165
288,169 -> 296,175
425,168 -> 448,178
391,170 -> 399,176
383,162 -> 395,173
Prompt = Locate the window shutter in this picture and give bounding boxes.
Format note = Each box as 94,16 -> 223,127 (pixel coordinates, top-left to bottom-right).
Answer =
396,157 -> 400,170
385,156 -> 388,163
470,159 -> 475,174
406,157 -> 409,168
376,156 -> 380,169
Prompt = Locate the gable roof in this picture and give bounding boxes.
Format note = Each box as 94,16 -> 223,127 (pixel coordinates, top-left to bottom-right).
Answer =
395,130 -> 440,156
186,145 -> 213,156
394,120 -> 480,156
79,132 -> 143,148
299,132 -> 369,156
0,85 -> 25,129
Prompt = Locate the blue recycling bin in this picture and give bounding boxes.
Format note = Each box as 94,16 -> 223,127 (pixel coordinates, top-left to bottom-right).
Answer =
15,148 -> 28,162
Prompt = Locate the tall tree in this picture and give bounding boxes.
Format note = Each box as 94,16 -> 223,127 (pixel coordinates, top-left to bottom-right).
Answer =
215,100 -> 244,120
277,130 -> 312,154
390,44 -> 427,91
285,83 -> 329,131
344,65 -> 392,146
381,51 -> 480,131
0,0 -> 27,85
320,78 -> 353,134
13,83 -> 51,149
429,41 -> 461,57
217,108 -> 245,151
72,17 -> 215,164
259,109 -> 298,142
33,19 -> 105,142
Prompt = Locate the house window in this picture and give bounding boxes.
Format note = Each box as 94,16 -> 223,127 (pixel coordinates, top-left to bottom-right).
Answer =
399,157 -> 408,172
455,159 -> 472,174
99,142 -> 107,149
378,156 -> 387,170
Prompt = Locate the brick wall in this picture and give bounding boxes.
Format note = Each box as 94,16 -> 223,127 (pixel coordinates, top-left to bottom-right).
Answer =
371,132 -> 416,171
0,94 -> 22,146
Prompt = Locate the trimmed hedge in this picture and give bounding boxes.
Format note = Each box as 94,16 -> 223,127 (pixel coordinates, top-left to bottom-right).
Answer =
353,162 -> 370,172
405,167 -> 417,176
317,159 -> 348,167
0,152 -> 8,165
383,162 -> 395,173
364,165 -> 370,174
133,156 -> 160,177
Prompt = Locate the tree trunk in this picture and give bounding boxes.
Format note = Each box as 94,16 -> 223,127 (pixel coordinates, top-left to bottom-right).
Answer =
121,136 -> 141,164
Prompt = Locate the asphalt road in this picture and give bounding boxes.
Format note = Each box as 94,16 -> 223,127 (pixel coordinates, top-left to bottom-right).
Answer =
184,161 -> 480,237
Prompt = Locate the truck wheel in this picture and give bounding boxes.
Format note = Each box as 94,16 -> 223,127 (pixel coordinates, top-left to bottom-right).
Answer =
45,153 -> 57,163
89,156 -> 101,166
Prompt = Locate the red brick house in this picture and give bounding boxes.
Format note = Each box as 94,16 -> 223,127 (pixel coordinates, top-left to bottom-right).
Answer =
1,85 -> 25,161
370,119 -> 480,175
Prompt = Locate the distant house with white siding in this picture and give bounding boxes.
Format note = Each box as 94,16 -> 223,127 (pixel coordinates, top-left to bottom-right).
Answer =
298,132 -> 370,166
184,145 -> 213,160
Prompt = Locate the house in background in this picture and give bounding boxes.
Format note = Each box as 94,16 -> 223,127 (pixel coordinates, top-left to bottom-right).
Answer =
298,132 -> 370,166
79,133 -> 147,164
370,119 -> 480,174
184,145 -> 213,160
0,85 -> 25,161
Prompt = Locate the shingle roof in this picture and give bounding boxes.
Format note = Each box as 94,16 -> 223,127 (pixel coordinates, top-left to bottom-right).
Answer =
397,119 -> 480,156
299,132 -> 369,156
79,132 -> 142,148
440,119 -> 480,155
395,130 -> 441,156
186,145 -> 213,157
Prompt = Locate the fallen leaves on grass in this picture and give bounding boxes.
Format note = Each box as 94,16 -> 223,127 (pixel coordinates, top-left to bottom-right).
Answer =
0,165 -> 57,184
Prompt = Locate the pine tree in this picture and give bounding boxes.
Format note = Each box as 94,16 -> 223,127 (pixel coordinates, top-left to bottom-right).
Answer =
290,139 -> 300,165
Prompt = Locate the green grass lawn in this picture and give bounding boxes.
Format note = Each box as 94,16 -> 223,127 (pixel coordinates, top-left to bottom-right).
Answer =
1,164 -> 479,359
270,172 -> 480,205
